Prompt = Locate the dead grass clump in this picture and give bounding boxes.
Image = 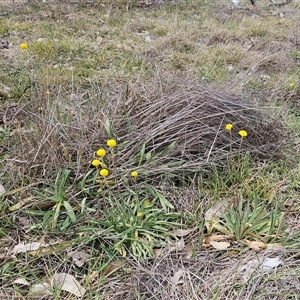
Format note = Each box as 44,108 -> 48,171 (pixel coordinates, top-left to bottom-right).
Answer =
0,77 -> 286,190
102,250 -> 300,300
111,79 -> 285,174
207,30 -> 246,46
159,32 -> 196,52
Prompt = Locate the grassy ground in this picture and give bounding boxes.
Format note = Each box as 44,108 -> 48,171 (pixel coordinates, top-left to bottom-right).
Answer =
1,0 -> 300,299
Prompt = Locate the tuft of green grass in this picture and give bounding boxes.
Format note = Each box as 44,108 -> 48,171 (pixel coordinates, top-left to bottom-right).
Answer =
211,194 -> 285,243
82,189 -> 181,258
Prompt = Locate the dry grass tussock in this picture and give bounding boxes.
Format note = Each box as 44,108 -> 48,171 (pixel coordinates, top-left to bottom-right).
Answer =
112,78 -> 285,170
1,77 -> 287,186
100,250 -> 300,299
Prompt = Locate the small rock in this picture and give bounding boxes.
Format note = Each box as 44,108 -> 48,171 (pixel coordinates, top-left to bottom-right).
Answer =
0,39 -> 9,49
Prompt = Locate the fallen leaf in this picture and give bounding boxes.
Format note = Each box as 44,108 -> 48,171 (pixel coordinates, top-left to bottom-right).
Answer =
207,234 -> 231,242
238,256 -> 283,283
246,240 -> 266,251
155,238 -> 185,257
209,240 -> 230,250
102,260 -> 126,277
205,199 -> 228,232
9,196 -> 54,211
85,270 -> 99,284
68,250 -> 90,267
171,227 -> 197,237
170,269 -> 185,285
12,240 -> 72,257
12,241 -> 48,254
261,257 -> 282,270
266,243 -> 283,250
145,34 -> 151,43
15,215 -> 32,229
29,283 -> 52,297
168,238 -> 185,252
13,278 -> 30,286
51,273 -> 85,298
0,183 -> 6,196
183,245 -> 194,261
154,248 -> 166,257
9,196 -> 36,211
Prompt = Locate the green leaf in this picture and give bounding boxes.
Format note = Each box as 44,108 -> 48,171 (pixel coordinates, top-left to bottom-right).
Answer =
25,209 -> 46,216
81,197 -> 87,215
131,241 -> 141,257
124,114 -> 132,131
63,201 -> 77,223
104,118 -> 113,138
60,216 -> 71,231
164,141 -> 176,153
138,143 -> 146,166
48,195 -> 65,202
55,168 -> 71,196
151,225 -> 169,232
34,191 -> 49,200
164,160 -> 185,167
144,185 -> 174,211
78,169 -> 96,190
52,202 -> 62,229
275,213 -> 285,238
145,152 -> 152,161
156,190 -> 174,211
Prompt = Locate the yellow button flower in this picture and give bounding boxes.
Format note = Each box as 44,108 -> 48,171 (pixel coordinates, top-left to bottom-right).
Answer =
96,148 -> 106,157
239,130 -> 248,138
107,139 -> 117,147
131,171 -> 138,177
290,82 -> 295,88
91,159 -> 101,167
20,43 -> 28,49
225,123 -> 233,131
99,169 -> 109,177
137,212 -> 143,217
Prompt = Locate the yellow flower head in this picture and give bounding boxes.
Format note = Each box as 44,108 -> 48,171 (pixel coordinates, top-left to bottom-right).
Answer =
91,159 -> 101,167
131,171 -> 138,177
136,212 -> 143,218
20,43 -> 28,49
107,139 -> 117,148
290,82 -> 295,88
99,168 -> 109,177
225,123 -> 233,131
239,130 -> 248,138
96,148 -> 106,157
